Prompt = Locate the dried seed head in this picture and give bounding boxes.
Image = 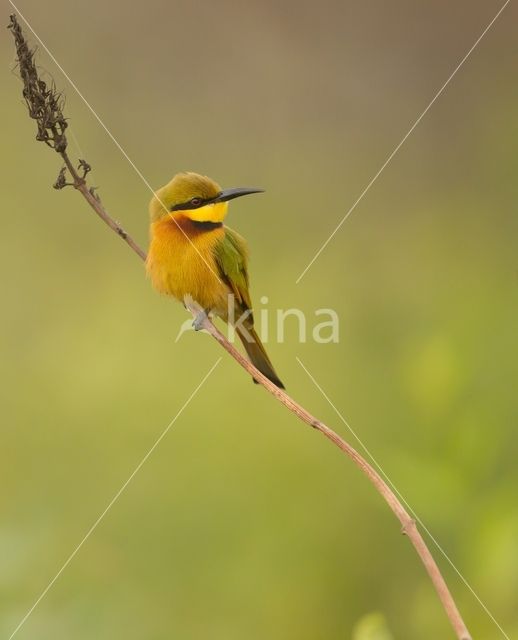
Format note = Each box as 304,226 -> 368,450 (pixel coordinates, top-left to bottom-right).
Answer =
8,14 -> 68,152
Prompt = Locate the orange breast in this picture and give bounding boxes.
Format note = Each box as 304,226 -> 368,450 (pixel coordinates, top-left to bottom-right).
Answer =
146,215 -> 230,312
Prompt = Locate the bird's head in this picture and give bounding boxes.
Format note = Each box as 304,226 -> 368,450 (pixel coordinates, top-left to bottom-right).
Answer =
149,172 -> 264,223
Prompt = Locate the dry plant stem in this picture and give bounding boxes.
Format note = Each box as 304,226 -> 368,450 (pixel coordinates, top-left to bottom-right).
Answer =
8,13 -> 471,640
186,302 -> 471,640
7,13 -> 145,262
60,153 -> 147,261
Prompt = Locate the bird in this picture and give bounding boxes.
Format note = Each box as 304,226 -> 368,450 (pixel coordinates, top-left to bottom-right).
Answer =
146,171 -> 284,389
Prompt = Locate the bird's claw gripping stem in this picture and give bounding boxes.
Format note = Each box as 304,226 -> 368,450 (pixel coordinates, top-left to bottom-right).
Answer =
192,309 -> 209,331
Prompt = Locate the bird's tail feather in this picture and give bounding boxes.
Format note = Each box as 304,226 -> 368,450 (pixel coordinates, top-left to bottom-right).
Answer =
236,326 -> 284,389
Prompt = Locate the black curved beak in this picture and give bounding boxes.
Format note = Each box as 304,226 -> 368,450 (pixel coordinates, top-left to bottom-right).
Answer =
215,187 -> 264,203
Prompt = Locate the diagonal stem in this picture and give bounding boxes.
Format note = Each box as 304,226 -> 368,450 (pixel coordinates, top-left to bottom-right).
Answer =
184,297 -> 471,640
60,151 -> 147,261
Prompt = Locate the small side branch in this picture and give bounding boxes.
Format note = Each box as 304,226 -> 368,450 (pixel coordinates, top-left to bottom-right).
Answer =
8,13 -> 471,640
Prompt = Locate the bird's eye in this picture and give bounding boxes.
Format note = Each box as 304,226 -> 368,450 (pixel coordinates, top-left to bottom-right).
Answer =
190,197 -> 202,207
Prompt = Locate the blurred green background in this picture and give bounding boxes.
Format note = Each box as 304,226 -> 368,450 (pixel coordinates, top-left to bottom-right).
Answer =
2,1 -> 517,638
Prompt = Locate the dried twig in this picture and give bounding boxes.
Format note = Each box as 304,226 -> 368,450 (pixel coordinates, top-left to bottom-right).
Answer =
8,14 -> 471,640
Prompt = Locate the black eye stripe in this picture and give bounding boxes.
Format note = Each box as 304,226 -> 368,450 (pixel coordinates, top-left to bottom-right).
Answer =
170,194 -> 221,212
171,200 -> 201,212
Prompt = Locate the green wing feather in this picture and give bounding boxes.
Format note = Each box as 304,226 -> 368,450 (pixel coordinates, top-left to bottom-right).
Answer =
214,226 -> 285,389
214,226 -> 253,319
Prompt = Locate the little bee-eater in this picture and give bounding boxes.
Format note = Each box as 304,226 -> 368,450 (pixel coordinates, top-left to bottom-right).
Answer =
147,172 -> 284,389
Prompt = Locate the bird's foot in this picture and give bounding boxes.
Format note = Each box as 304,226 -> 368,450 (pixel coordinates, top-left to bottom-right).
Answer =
192,308 -> 210,331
